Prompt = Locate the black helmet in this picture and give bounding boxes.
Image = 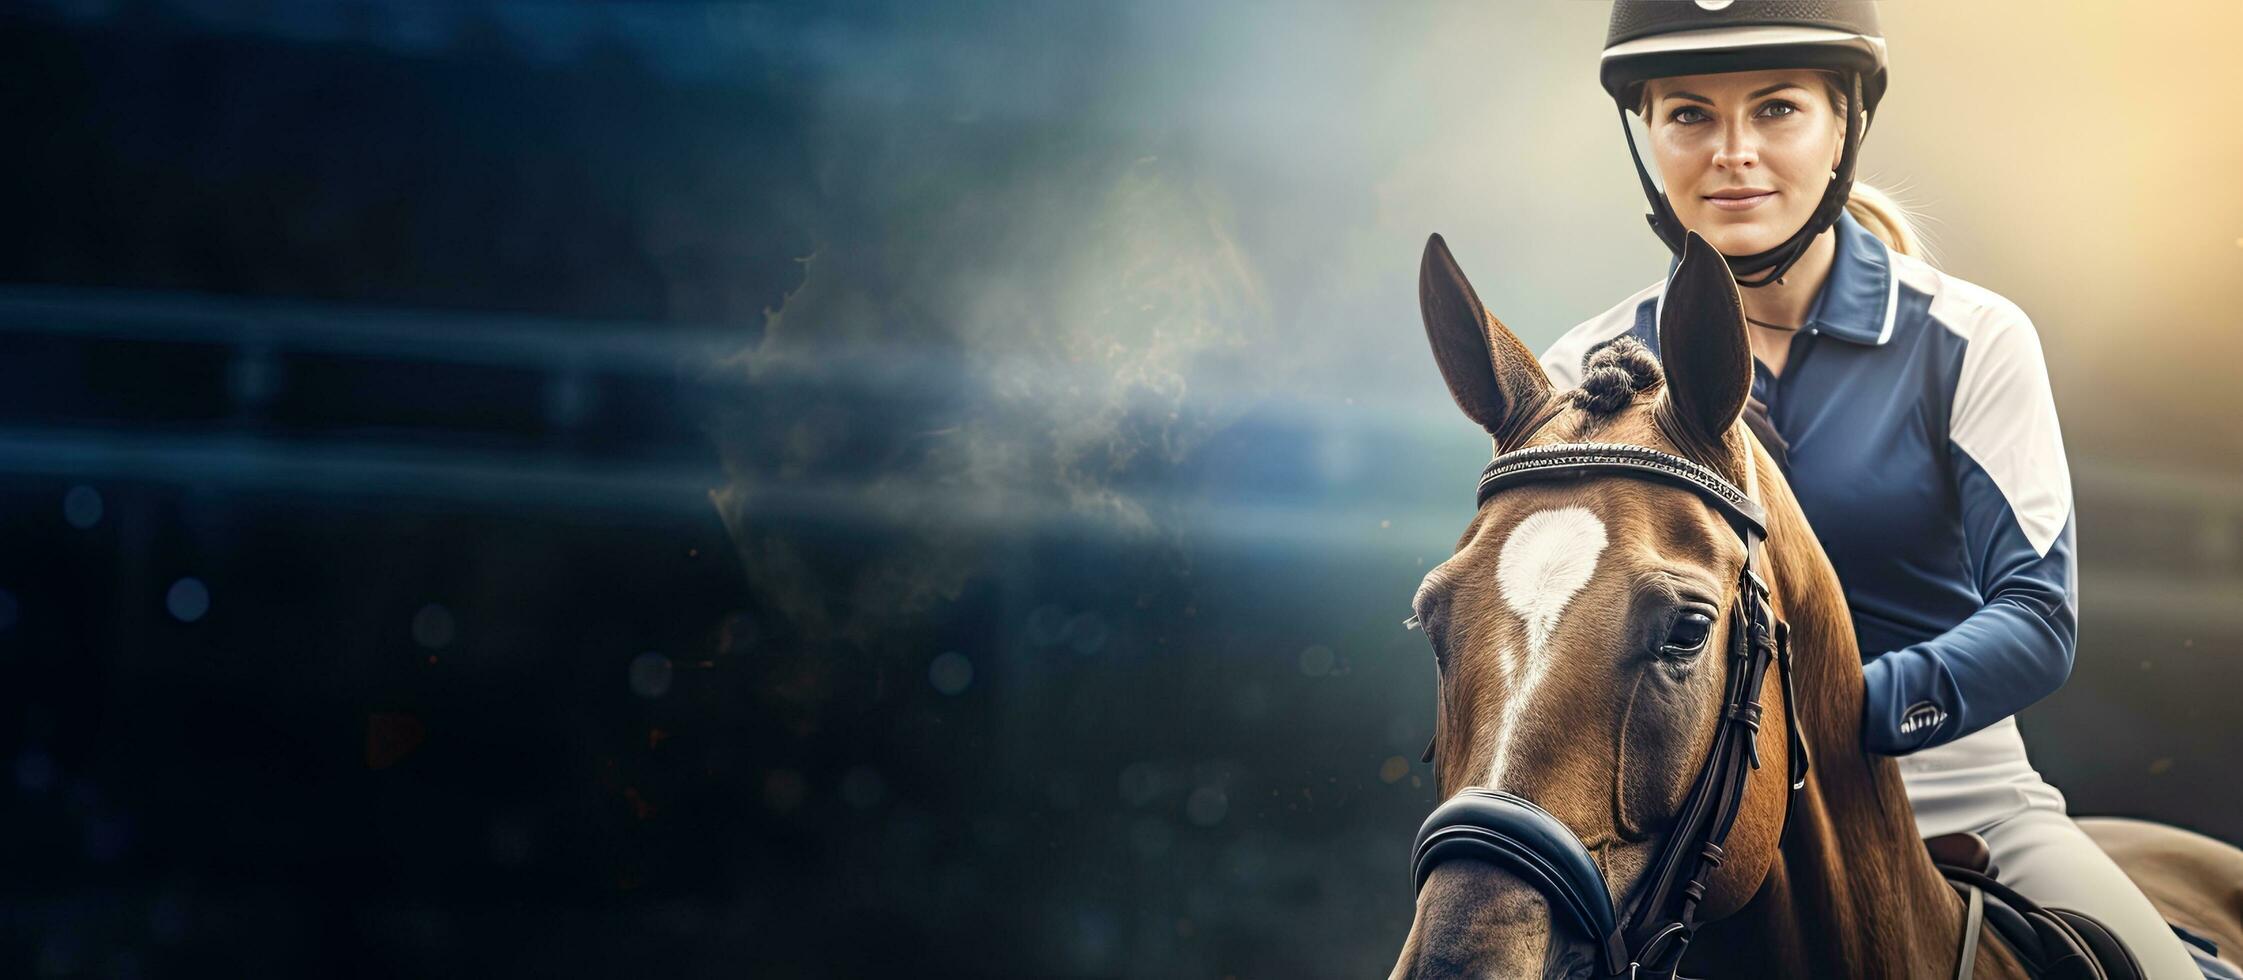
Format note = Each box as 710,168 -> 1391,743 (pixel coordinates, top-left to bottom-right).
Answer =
1600,1 -> 1890,288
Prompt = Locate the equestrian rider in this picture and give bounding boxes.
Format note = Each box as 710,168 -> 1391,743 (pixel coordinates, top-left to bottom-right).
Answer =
1539,2 -> 2205,976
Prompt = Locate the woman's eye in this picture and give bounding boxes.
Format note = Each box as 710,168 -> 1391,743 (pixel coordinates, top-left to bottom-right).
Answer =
1669,106 -> 1707,125
1758,100 -> 1798,119
1663,612 -> 1715,655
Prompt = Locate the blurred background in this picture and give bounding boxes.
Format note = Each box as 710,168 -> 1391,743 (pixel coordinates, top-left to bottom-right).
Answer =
2,1 -> 2238,977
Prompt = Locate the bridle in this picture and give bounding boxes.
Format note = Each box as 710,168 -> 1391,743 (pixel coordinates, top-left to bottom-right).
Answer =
1409,442 -> 1811,979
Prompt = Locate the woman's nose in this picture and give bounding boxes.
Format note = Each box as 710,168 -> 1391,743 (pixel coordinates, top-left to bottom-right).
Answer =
1712,120 -> 1758,170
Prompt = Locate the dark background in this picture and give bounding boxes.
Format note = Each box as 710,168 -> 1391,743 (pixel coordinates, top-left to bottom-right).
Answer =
3,2 -> 2238,978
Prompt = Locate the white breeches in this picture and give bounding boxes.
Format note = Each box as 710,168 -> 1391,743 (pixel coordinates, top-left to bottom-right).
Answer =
1901,717 -> 2204,980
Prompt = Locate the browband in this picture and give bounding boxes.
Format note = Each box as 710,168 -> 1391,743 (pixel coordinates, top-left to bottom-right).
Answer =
1476,442 -> 1766,538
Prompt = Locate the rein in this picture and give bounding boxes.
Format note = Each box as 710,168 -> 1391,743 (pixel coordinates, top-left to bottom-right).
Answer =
1409,442 -> 1810,979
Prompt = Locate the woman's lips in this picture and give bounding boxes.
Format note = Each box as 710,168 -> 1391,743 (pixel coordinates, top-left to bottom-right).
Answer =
1705,191 -> 1776,212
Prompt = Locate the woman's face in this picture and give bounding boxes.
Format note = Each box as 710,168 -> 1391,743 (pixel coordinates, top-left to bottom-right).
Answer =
1643,69 -> 1847,257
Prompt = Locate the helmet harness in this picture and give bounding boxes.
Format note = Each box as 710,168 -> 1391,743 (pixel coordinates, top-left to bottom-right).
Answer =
1617,71 -> 1864,289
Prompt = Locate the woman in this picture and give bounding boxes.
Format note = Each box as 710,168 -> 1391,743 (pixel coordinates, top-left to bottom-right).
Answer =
1539,2 -> 2207,976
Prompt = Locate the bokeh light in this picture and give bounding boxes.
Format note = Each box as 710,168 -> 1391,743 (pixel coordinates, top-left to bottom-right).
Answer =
164,578 -> 208,623
927,651 -> 973,695
61,485 -> 102,529
1185,786 -> 1228,827
411,603 -> 455,650
628,652 -> 673,699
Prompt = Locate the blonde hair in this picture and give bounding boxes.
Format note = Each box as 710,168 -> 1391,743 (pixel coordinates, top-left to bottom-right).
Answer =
1844,181 -> 1928,260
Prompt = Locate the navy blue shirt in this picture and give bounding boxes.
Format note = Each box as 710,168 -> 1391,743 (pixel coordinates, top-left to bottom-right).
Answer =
1543,212 -> 2079,755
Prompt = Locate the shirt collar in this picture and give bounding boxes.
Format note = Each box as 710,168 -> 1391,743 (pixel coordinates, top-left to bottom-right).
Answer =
1806,210 -> 1899,346
1658,210 -> 1898,347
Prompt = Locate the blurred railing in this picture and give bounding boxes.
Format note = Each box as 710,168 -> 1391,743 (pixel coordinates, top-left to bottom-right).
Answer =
1,284 -> 2235,630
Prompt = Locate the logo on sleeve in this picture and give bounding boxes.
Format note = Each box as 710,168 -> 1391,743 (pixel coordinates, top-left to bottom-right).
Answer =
1900,701 -> 1948,736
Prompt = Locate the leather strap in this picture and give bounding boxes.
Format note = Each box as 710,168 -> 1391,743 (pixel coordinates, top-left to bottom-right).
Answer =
1476,443 -> 1767,538
1410,789 -> 1632,974
1957,883 -> 1985,980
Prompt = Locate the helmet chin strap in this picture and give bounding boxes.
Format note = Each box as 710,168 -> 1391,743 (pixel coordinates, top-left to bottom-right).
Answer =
1621,72 -> 1867,289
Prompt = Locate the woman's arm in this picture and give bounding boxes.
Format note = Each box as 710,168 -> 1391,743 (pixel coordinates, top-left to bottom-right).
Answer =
1861,304 -> 2078,755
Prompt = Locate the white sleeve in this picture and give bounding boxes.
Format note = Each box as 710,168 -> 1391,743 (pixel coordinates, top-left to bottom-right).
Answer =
1540,283 -> 1660,389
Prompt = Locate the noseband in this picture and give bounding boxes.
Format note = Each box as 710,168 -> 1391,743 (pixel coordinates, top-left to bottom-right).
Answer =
1410,443 -> 1811,979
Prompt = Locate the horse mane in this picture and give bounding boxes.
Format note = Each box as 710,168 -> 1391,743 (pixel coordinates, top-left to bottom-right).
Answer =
1746,439 -> 1867,778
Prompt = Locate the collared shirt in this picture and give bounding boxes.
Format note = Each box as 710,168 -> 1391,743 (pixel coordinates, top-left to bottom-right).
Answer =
1541,211 -> 2078,757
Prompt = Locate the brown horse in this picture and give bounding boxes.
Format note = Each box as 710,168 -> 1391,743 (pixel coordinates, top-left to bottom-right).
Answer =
1387,231 -> 2243,978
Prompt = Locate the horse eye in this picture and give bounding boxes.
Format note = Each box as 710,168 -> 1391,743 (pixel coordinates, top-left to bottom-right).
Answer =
1663,612 -> 1715,655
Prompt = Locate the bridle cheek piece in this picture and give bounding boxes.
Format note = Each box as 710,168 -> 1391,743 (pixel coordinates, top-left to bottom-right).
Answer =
1409,443 -> 1811,979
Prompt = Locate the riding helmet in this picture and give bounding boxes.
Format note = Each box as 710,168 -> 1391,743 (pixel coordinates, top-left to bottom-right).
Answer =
1599,0 -> 1890,287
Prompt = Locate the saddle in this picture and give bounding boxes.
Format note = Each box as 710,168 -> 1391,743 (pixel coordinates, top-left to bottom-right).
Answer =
1925,832 -> 2146,980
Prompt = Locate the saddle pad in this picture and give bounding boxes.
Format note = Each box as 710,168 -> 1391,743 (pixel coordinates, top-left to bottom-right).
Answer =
2173,923 -> 2243,980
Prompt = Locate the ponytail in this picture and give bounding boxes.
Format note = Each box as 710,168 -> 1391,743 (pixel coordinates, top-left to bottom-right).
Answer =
1844,180 -> 1932,262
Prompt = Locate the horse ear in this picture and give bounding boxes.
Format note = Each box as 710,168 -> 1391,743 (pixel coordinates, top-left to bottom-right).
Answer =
1418,234 -> 1553,438
1655,231 -> 1752,457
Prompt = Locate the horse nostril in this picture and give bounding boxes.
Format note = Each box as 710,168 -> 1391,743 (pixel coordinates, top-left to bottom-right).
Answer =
1409,859 -> 1558,978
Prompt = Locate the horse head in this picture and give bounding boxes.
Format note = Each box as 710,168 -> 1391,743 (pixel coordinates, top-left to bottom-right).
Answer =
1391,232 -> 1822,979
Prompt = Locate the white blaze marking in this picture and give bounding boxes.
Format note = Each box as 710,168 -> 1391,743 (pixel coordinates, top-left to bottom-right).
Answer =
1497,507 -> 1608,655
1487,506 -> 1608,788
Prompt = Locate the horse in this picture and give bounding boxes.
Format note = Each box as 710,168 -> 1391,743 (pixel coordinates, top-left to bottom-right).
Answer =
1386,230 -> 2243,978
